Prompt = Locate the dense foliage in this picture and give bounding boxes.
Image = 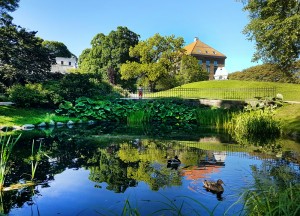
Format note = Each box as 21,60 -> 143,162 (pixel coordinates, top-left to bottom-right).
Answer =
56,97 -> 197,124
242,0 -> 300,73
42,40 -> 74,58
229,62 -> 300,83
0,19 -> 55,88
78,26 -> 140,87
121,34 -> 206,91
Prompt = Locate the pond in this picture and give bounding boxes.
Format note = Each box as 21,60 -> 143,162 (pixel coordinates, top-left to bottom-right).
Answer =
1,123 -> 300,216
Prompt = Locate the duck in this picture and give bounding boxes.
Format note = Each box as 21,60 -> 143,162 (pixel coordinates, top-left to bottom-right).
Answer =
203,179 -> 225,194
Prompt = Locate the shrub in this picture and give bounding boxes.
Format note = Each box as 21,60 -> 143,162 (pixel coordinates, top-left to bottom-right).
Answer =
229,63 -> 299,83
7,84 -> 51,108
57,73 -> 116,102
226,110 -> 282,146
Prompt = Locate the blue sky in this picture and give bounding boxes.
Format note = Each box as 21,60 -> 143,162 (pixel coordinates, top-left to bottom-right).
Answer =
12,0 -> 261,73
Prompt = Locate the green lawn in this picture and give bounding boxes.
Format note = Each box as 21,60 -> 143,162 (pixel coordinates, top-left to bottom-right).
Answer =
0,106 -> 78,127
179,80 -> 300,101
145,80 -> 300,101
274,103 -> 300,137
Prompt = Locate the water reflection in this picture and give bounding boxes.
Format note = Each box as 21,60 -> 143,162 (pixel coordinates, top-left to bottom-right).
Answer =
1,124 -> 299,215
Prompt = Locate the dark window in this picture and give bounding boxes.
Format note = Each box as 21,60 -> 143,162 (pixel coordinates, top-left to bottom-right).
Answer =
69,62 -> 71,66
214,61 -> 218,74
61,61 -> 64,65
206,60 -> 210,73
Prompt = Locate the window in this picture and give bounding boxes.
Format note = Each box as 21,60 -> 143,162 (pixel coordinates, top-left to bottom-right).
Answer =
198,60 -> 202,65
206,60 -> 210,73
69,62 -> 71,66
214,61 -> 218,74
61,61 -> 64,65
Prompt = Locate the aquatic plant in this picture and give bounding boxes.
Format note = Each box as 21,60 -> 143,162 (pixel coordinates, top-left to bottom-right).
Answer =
195,108 -> 233,127
226,110 -> 282,146
0,132 -> 21,189
30,139 -> 43,181
127,110 -> 150,126
241,164 -> 300,216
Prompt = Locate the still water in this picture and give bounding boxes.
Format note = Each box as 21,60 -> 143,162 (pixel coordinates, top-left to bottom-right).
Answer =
2,123 -> 300,216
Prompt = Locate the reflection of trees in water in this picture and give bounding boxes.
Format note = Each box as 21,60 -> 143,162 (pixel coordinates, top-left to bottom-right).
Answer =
89,148 -> 137,193
246,160 -> 300,215
251,159 -> 300,188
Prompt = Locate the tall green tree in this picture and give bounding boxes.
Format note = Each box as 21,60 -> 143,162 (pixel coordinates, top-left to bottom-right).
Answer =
241,0 -> 300,73
78,26 -> 140,86
0,0 -> 19,20
179,55 -> 208,85
42,40 -> 74,58
0,19 -> 55,87
120,34 -> 188,91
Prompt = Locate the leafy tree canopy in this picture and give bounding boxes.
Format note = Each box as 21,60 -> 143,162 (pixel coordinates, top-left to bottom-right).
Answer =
0,0 -> 19,20
121,33 -> 204,91
242,0 -> 300,73
42,40 -> 74,58
78,26 -> 140,85
229,61 -> 300,83
0,19 -> 55,87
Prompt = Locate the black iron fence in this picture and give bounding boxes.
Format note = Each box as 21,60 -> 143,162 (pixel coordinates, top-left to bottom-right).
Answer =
129,87 -> 277,100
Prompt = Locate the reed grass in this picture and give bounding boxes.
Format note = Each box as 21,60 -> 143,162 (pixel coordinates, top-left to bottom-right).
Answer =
226,110 -> 282,146
243,183 -> 300,216
30,139 -> 43,181
0,132 -> 21,189
127,110 -> 150,126
195,108 -> 233,127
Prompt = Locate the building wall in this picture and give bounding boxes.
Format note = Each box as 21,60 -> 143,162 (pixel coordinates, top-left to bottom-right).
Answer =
51,57 -> 77,73
192,55 -> 225,80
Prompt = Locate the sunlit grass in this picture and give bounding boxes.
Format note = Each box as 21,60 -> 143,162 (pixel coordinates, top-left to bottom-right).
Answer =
0,106 -> 79,127
151,80 -> 300,101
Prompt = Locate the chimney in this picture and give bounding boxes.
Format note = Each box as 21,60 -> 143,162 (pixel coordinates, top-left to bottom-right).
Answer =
194,37 -> 199,42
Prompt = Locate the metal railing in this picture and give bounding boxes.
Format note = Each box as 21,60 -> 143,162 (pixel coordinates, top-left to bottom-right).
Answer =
129,87 -> 277,100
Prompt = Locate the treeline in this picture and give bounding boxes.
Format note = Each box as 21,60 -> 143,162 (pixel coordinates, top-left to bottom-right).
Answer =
229,61 -> 300,84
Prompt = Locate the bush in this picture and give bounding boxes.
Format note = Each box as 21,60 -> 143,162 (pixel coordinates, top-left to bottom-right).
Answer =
57,73 -> 116,102
7,84 -> 51,108
229,63 -> 299,83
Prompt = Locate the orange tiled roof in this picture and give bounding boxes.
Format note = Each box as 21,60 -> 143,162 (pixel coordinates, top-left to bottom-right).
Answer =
184,38 -> 226,58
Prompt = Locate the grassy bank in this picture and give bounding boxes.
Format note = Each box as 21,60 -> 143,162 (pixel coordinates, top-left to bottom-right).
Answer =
274,103 -> 300,137
171,80 -> 300,101
0,106 -> 78,127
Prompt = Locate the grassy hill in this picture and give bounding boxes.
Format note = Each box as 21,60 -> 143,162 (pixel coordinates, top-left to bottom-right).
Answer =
175,80 -> 300,102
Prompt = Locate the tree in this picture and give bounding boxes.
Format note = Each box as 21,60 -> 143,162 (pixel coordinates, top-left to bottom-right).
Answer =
179,55 -> 208,85
120,33 -> 186,91
241,0 -> 300,73
78,26 -> 140,85
0,0 -> 19,20
0,19 -> 55,87
42,40 -> 74,58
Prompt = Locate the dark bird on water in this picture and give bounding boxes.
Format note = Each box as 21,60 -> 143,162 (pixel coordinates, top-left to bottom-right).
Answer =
203,179 -> 225,194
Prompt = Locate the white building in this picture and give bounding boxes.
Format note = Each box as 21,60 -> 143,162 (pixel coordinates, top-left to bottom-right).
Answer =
51,57 -> 77,73
214,67 -> 228,80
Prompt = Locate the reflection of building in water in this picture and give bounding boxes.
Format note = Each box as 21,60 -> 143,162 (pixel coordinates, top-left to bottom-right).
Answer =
182,165 -> 223,180
182,151 -> 227,181
199,137 -> 220,143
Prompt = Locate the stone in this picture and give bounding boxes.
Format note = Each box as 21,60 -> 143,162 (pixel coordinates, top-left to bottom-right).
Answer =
22,124 -> 35,130
38,122 -> 47,127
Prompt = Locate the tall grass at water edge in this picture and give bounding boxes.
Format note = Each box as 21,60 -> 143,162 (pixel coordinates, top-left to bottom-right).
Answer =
225,110 -> 282,146
0,133 -> 21,188
127,111 -> 150,127
195,108 -> 233,128
242,181 -> 300,216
